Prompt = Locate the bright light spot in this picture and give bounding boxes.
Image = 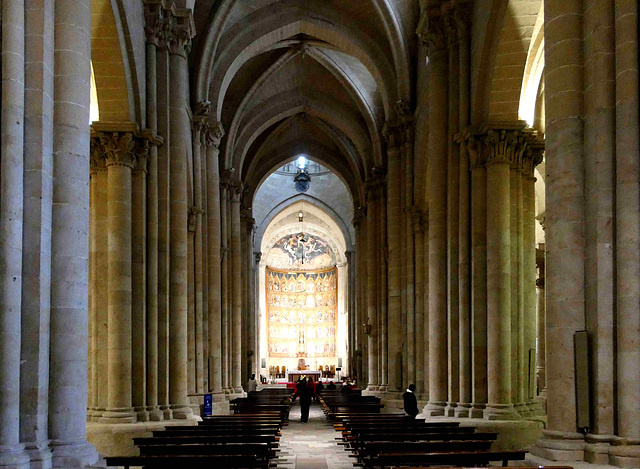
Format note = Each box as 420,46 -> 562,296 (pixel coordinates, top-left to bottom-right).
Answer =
297,155 -> 307,169
90,62 -> 100,123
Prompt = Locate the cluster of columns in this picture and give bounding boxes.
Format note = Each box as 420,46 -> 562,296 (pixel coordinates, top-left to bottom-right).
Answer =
0,0 -> 98,465
532,0 -> 640,465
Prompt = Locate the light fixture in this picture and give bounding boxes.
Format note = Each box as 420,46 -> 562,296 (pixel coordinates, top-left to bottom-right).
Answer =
298,211 -> 304,222
297,155 -> 307,169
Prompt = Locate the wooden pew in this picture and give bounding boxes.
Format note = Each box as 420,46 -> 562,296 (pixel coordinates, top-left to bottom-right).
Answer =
362,449 -> 527,468
106,454 -> 270,468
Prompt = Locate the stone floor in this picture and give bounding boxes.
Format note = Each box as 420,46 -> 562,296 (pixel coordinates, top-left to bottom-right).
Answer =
274,401 -> 354,469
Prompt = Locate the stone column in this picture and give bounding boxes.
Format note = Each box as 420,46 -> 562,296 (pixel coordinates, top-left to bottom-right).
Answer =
132,139 -> 149,422
21,0 -> 56,459
466,131 -> 487,418
455,5 -> 472,419
422,220 -> 430,399
49,0 -> 98,462
366,179 -> 379,389
614,0 -> 640,446
509,163 -> 520,413
156,7 -> 172,420
535,257 -> 546,409
206,122 -> 225,394
383,123 -> 402,394
143,0 -> 164,422
445,13 -> 460,417
378,175 -> 388,391
484,129 -> 520,421
220,179 -> 230,392
414,213 -> 425,396
534,0 -> 587,458
168,10 -> 194,418
192,102 -> 211,395
0,0 -> 28,462
98,129 -> 136,424
420,13 -> 448,416
231,182 -> 244,392
516,166 -> 526,415
524,146 -> 543,415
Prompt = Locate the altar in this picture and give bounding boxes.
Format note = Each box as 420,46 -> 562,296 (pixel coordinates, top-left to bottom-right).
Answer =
287,370 -> 322,383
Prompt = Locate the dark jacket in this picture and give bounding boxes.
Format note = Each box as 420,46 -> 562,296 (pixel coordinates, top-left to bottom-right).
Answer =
403,390 -> 419,417
293,381 -> 313,405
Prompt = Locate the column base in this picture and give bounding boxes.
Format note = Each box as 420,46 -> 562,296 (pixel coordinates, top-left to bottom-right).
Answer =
610,438 -> 640,468
483,403 -> 521,420
470,403 -> 486,418
0,445 -> 30,469
538,388 -> 547,412
50,439 -> 98,468
135,407 -> 150,422
89,407 -> 104,423
584,434 -> 616,465
423,401 -> 446,416
23,441 -> 53,469
232,387 -> 244,394
454,403 -> 472,417
377,385 -> 388,393
160,405 -> 172,420
170,404 -> 194,419
514,402 -> 530,417
98,408 -> 137,424
530,429 -> 585,461
147,406 -> 164,422
445,402 -> 458,417
366,384 -> 379,392
527,398 -> 546,417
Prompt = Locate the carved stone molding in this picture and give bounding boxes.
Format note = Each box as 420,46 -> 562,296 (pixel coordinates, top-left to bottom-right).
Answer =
188,206 -> 201,233
204,121 -> 225,149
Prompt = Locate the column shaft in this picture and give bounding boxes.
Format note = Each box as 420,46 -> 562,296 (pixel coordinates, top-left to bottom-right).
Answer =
615,0 -> 640,441
447,33 -> 460,417
193,130 -> 205,394
94,169 -> 109,419
379,189 -> 388,389
485,159 -> 516,419
0,0 -> 28,462
231,186 -> 243,392
206,132 -> 223,394
470,159 -> 487,418
156,42 -> 171,420
168,31 -> 193,417
523,170 -> 538,410
101,156 -> 135,423
132,158 -> 148,421
414,216 -> 425,396
386,148 -> 402,393
517,170 -> 526,412
543,0 -> 586,434
405,145 -> 416,386
145,32 -> 162,419
221,186 -> 230,391
366,187 -> 378,388
20,2 -> 55,463
49,0 -> 97,462
457,11 -> 472,418
509,167 -> 519,410
426,43 -> 448,416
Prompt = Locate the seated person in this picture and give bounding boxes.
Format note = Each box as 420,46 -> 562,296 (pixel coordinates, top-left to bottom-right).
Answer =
326,381 -> 336,390
340,380 -> 351,393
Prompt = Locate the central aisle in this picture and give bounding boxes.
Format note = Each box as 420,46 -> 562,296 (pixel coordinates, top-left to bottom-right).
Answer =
275,401 -> 354,469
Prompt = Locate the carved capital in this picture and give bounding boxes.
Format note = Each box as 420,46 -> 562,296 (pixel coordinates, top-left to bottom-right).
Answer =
413,209 -> 424,234
536,212 -> 546,231
204,121 -> 225,149
99,132 -> 136,168
382,101 -> 413,149
417,8 -> 448,56
230,182 -> 244,203
134,137 -> 150,173
167,10 -> 194,58
454,2 -> 472,43
523,140 -> 545,178
220,168 -> 236,189
143,0 -> 164,46
90,139 -> 107,173
188,206 -> 201,233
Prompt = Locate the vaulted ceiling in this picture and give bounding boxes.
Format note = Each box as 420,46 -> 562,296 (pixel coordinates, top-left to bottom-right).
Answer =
191,0 -> 420,208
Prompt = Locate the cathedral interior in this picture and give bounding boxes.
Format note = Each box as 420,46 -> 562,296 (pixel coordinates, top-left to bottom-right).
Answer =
0,0 -> 639,467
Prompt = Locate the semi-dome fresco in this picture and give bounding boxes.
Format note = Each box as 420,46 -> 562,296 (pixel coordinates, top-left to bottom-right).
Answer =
266,232 -> 335,271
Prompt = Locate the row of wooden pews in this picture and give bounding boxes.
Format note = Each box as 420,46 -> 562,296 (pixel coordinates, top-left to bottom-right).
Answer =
105,388 -> 294,468
320,393 -> 530,469
320,389 -> 385,417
